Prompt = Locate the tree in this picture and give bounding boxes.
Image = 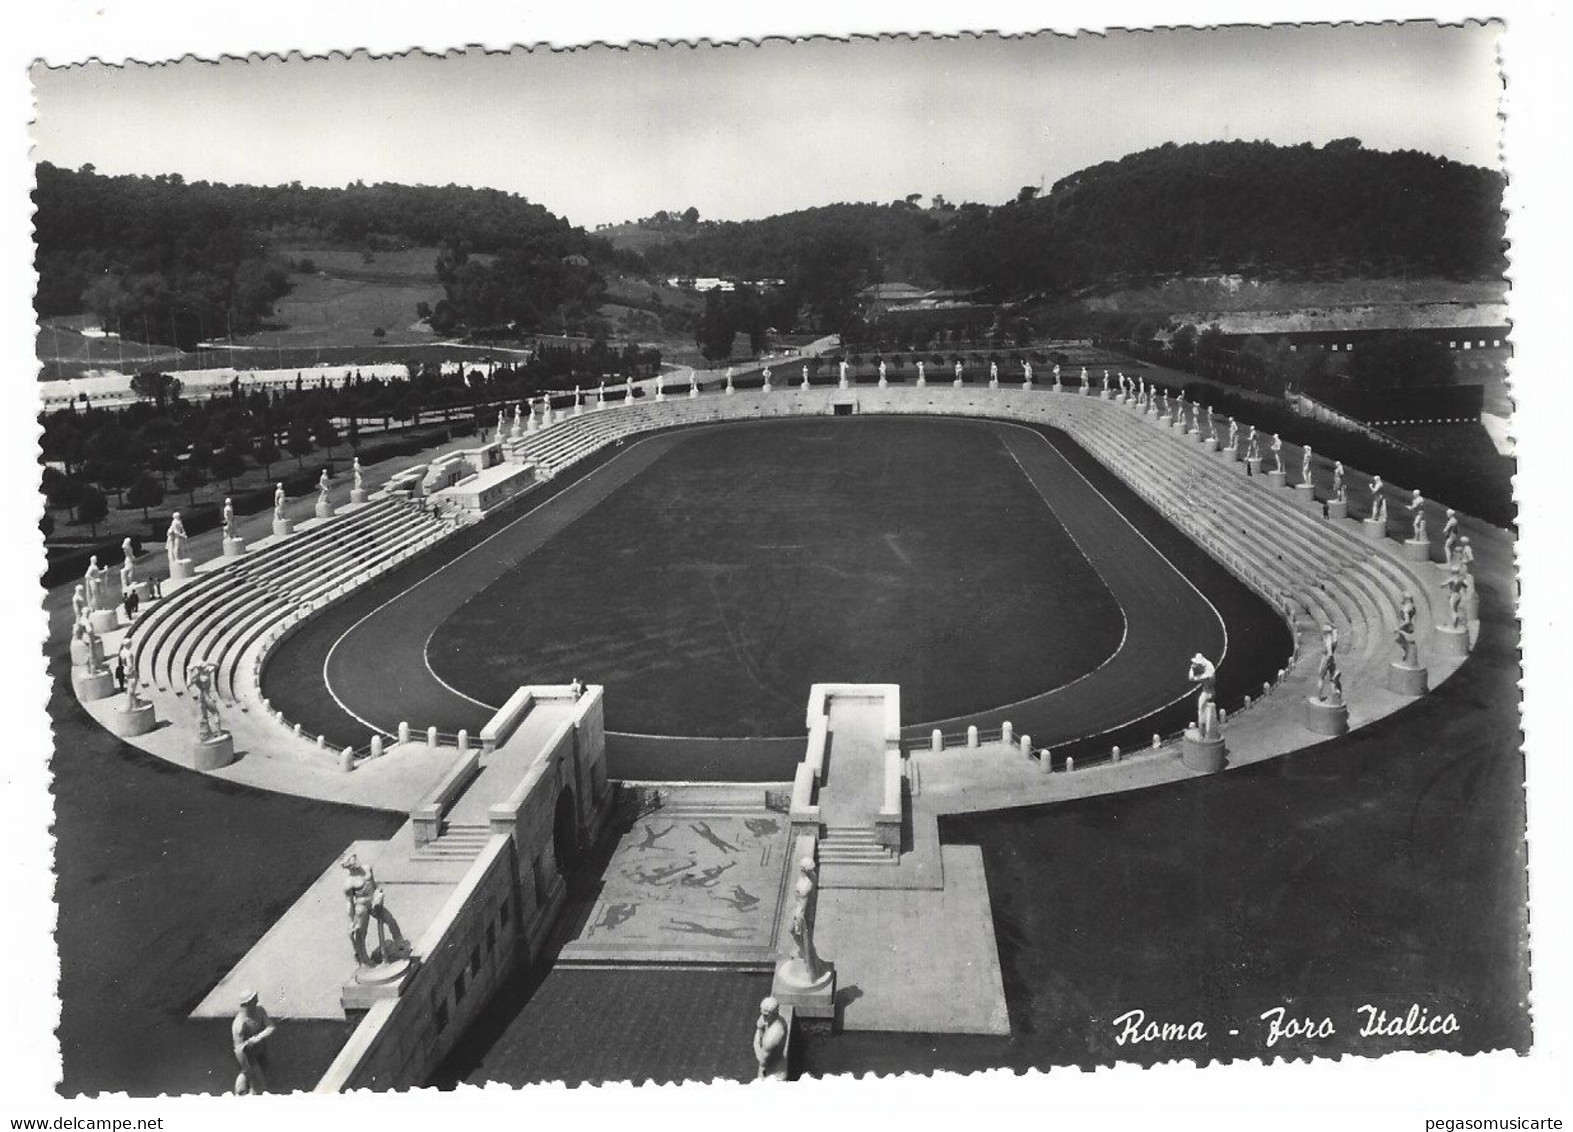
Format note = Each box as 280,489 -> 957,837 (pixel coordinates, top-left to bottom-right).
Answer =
95,458 -> 136,505
125,472 -> 165,520
78,486 -> 108,537
129,370 -> 183,410
1170,323 -> 1198,359
287,419 -> 316,467
681,206 -> 699,225
695,291 -> 735,361
42,466 -> 85,517
254,434 -> 280,476
1016,185 -> 1041,203
212,444 -> 247,490
312,416 -> 340,451
174,464 -> 205,506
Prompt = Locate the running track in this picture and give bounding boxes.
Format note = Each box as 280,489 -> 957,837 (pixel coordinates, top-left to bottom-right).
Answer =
262,418 -> 1290,781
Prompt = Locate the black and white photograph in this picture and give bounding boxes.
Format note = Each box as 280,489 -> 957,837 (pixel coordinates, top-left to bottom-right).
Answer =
5,4 -> 1569,1127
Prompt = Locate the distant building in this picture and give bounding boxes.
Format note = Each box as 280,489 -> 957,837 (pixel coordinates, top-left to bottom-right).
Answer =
1165,302 -> 1509,354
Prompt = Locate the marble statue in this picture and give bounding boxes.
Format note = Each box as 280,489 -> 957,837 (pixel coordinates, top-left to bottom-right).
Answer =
1080,366 -> 1090,388
1188,401 -> 1198,431
625,376 -> 635,399
762,366 -> 772,390
1138,376 -> 1147,399
1228,417 -> 1239,451
223,497 -> 237,540
726,367 -> 735,393
1246,428 -> 1260,462
71,583 -> 87,627
352,457 -> 364,493
1206,407 -> 1217,441
1393,598 -> 1420,668
274,483 -> 286,521
1052,364 -> 1062,387
317,468 -> 331,506
753,997 -> 787,1080
341,853 -> 408,968
83,556 -> 105,613
120,537 -> 136,594
1103,370 -> 1111,393
1187,654 -> 1220,740
916,361 -> 926,384
838,359 -> 849,386
231,991 -> 276,1095
1023,360 -> 1033,384
188,660 -> 223,742
1443,571 -> 1467,630
496,408 -> 506,437
1161,391 -> 1170,416
786,857 -> 827,981
989,361 -> 999,384
1301,446 -> 1313,484
878,359 -> 888,386
806,364 -> 814,389
1332,461 -> 1346,503
1441,509 -> 1460,564
689,374 -> 698,395
516,402 -> 527,433
124,662 -> 144,710
1371,475 -> 1388,522
1271,433 -> 1284,474
954,360 -> 964,385
165,511 -> 187,569
1412,492 -> 1427,542
1317,625 -> 1343,705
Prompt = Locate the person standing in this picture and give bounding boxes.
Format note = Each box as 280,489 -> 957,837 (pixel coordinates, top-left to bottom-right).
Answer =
231,991 -> 276,1093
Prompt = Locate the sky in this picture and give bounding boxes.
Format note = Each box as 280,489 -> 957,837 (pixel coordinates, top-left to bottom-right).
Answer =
30,23 -> 1503,229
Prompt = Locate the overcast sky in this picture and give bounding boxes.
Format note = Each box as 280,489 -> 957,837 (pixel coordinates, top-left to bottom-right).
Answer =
31,23 -> 1502,229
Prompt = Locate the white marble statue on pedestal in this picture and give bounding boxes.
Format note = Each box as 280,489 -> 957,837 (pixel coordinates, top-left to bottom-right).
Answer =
223,498 -> 237,540
725,367 -> 735,393
496,408 -> 506,438
274,483 -> 286,522
1332,461 -> 1346,503
1103,370 -> 1111,394
166,512 -> 187,570
317,468 -> 331,508
1271,433 -> 1284,474
352,458 -> 364,494
1442,510 -> 1460,565
1412,492 -> 1428,542
838,359 -> 849,388
83,556 -> 105,613
625,376 -> 636,401
1228,418 -> 1239,452
786,857 -> 826,981
188,660 -> 224,742
1317,625 -> 1343,705
1371,475 -> 1388,522
1301,446 -> 1313,485
989,361 -> 999,385
954,360 -> 964,386
341,854 -> 408,969
916,361 -> 926,385
1052,364 -> 1062,388
1023,360 -> 1033,385
120,538 -> 137,595
879,359 -> 888,387
1442,571 -> 1467,630
1246,427 -> 1260,462
753,997 -> 787,1080
762,366 -> 772,391
72,583 -> 87,628
1187,654 -> 1220,740
1394,598 -> 1420,667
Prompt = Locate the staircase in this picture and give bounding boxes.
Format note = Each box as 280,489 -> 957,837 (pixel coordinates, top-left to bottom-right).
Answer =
818,825 -> 897,867
410,823 -> 492,862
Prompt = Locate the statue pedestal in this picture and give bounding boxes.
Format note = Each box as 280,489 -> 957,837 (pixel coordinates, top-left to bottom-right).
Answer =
1105,389 -> 1117,400
953,379 -> 963,388
223,536 -> 247,557
1403,538 -> 1432,563
1361,518 -> 1387,542
192,731 -> 236,770
168,557 -> 194,582
272,518 -> 295,537
342,957 -> 416,1010
772,959 -> 837,1021
1387,662 -> 1429,697
1217,445 -> 1240,463
350,488 -> 368,505
877,378 -> 888,389
315,501 -> 335,520
1079,385 -> 1090,396
1023,381 -> 1033,391
1303,696 -> 1349,736
106,699 -> 157,737
1434,624 -> 1471,658
75,668 -> 117,702
1294,483 -> 1317,508
1180,731 -> 1226,773
1327,499 -> 1349,520
573,401 -> 585,415
1267,470 -> 1288,489
1246,457 -> 1264,476
70,637 -> 105,669
88,609 -> 119,635
761,381 -> 772,393
689,385 -> 699,398
839,378 -> 850,390
725,384 -> 736,395
915,378 -> 926,388
988,379 -> 999,389
1203,437 -> 1219,452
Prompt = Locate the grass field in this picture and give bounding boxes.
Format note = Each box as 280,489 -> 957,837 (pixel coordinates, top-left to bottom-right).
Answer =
426,417 -> 1125,737
239,245 -> 446,348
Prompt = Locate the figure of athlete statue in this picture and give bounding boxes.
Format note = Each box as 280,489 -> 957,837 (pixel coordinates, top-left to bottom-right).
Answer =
341,853 -> 409,968
1301,445 -> 1313,485
1412,491 -> 1428,542
1370,475 -> 1388,523
1332,461 -> 1347,503
165,511 -> 187,569
223,497 -> 237,540
1271,433 -> 1284,475
231,991 -> 276,1094
274,483 -> 287,521
753,997 -> 787,1080
1443,571 -> 1468,631
188,660 -> 223,742
1317,625 -> 1343,705
1187,653 -> 1220,740
317,467 -> 331,506
1393,599 -> 1421,668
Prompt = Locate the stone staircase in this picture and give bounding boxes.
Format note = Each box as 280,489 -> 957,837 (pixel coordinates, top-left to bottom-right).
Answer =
409,823 -> 492,863
818,825 -> 898,867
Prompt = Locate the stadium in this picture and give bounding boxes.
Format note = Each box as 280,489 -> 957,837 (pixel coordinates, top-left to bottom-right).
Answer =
61,361 -> 1515,1090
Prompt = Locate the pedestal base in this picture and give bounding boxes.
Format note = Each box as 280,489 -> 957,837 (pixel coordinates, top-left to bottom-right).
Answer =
1203,437 -> 1219,452
1267,470 -> 1287,489
1217,445 -> 1240,462
1361,518 -> 1387,542
272,518 -> 295,537
1180,732 -> 1227,773
988,379 -> 999,390
341,957 -> 417,1010
877,379 -> 887,389
350,488 -> 368,505
75,668 -> 117,701
106,700 -> 157,737
1294,483 -> 1317,508
223,536 -> 247,557
1387,662 -> 1429,697
192,732 -> 236,770
88,609 -> 119,635
772,961 -> 837,1021
1403,538 -> 1432,563
168,557 -> 194,582
1246,458 -> 1264,476
315,501 -> 335,520
1327,499 -> 1349,520
1434,623 -> 1471,658
70,637 -> 105,669
1303,696 -> 1349,736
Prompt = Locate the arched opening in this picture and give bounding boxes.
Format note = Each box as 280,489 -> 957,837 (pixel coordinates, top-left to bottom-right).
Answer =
552,785 -> 578,877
